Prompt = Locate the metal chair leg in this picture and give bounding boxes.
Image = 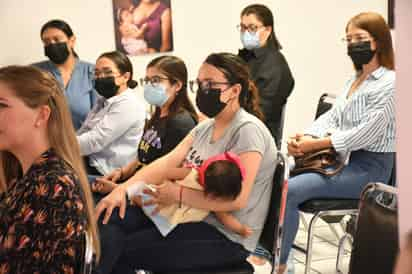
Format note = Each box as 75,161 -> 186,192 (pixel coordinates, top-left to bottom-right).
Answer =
304,212 -> 322,274
336,233 -> 353,274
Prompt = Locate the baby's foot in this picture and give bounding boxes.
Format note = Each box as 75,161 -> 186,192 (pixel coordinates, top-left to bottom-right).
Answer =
92,179 -> 117,194
240,226 -> 253,238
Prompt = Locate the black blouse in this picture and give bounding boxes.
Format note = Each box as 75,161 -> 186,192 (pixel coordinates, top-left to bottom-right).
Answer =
0,149 -> 87,273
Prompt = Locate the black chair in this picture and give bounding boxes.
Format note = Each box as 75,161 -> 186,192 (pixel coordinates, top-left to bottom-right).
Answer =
138,151 -> 290,274
292,92 -> 363,274
343,183 -> 398,274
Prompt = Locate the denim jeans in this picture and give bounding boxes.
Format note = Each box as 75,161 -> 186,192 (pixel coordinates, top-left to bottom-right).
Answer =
280,150 -> 394,264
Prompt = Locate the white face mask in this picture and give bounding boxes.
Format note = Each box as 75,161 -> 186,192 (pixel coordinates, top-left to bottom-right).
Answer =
240,30 -> 261,50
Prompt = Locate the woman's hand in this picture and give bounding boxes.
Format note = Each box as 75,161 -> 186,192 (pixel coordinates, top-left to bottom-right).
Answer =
142,181 -> 180,215
95,185 -> 128,224
287,133 -> 332,156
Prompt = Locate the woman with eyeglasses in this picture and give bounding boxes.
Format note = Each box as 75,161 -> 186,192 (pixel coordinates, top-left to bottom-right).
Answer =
93,52 -> 277,273
238,4 -> 294,149
77,51 -> 146,178
32,19 -> 98,130
279,12 -> 396,274
92,55 -> 197,195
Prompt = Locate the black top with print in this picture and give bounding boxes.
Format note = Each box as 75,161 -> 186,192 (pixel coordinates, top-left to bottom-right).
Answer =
137,110 -> 197,165
0,149 -> 87,274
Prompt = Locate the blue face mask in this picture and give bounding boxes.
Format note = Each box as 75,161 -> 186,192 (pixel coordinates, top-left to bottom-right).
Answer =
240,31 -> 261,50
143,84 -> 169,107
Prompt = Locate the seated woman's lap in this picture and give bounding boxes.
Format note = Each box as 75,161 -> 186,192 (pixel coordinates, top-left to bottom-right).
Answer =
288,150 -> 394,206
113,222 -> 249,273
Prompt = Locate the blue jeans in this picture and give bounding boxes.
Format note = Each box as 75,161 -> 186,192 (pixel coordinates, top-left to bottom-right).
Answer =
280,150 -> 394,264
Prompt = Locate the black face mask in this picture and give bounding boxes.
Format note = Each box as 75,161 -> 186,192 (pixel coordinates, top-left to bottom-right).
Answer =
195,88 -> 227,118
94,77 -> 119,99
347,41 -> 376,71
44,42 -> 70,64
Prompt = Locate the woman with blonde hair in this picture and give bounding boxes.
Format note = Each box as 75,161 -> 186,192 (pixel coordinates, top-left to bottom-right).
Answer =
0,66 -> 99,272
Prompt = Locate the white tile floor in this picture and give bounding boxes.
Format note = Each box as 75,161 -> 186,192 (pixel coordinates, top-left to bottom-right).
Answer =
252,213 -> 352,274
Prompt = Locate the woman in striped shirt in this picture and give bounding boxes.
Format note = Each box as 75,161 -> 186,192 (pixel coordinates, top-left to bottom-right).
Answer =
279,12 -> 395,273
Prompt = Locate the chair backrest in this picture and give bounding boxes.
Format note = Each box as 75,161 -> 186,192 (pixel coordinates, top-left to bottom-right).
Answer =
315,93 -> 337,119
258,152 -> 289,268
348,182 -> 399,274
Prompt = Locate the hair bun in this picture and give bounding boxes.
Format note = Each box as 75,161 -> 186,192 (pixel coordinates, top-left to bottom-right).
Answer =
127,79 -> 138,89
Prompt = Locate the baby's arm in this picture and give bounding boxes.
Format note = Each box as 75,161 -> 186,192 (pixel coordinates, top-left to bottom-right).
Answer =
215,212 -> 252,238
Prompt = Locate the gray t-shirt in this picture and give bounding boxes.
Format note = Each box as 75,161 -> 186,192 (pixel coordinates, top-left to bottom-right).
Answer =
186,108 -> 278,251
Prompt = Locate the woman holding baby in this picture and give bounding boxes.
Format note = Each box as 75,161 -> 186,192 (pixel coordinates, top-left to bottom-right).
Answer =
94,52 -> 277,273
115,0 -> 173,55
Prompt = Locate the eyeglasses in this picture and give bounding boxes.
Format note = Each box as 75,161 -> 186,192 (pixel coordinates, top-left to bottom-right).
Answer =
189,80 -> 232,93
341,34 -> 374,45
236,24 -> 264,33
140,76 -> 169,87
94,69 -> 120,79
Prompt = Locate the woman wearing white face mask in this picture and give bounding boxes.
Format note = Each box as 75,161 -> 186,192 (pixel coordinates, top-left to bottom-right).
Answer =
238,4 -> 294,149
92,55 -> 197,194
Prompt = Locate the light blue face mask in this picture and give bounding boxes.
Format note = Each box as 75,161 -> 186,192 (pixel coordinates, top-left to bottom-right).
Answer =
143,84 -> 169,107
240,30 -> 261,50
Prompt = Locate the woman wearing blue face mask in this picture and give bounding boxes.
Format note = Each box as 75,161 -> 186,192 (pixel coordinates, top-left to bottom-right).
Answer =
238,4 -> 294,149
92,55 -> 197,194
32,19 -> 98,130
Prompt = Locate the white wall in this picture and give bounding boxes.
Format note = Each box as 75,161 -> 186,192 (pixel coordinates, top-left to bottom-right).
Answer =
0,0 -> 387,146
395,0 -> 412,246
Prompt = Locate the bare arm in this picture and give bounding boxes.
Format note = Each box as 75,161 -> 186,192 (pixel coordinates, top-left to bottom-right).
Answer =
146,151 -> 262,213
216,212 -> 252,238
159,8 -> 172,52
165,167 -> 192,181
123,133 -> 194,188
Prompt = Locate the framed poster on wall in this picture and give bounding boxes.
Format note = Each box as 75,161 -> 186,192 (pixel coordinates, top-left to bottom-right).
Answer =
112,0 -> 174,56
388,0 -> 395,29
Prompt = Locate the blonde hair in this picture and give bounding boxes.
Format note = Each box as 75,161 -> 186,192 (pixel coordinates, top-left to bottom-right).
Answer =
0,65 -> 100,260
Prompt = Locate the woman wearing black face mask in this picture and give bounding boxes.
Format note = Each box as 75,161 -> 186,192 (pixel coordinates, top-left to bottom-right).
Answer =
278,12 -> 396,274
77,51 -> 146,178
32,19 -> 98,130
93,53 -> 278,273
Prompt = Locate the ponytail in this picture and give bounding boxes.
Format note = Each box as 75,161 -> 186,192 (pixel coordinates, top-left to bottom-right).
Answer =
241,80 -> 264,121
127,79 -> 138,89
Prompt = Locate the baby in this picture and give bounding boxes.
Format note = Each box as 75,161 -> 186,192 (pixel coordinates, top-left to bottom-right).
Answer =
118,8 -> 148,55
127,152 -> 252,237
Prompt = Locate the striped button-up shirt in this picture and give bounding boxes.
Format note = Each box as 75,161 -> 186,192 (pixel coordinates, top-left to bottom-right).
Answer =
306,66 -> 395,153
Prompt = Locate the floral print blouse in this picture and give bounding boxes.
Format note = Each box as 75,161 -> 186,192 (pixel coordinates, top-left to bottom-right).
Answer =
0,149 -> 87,274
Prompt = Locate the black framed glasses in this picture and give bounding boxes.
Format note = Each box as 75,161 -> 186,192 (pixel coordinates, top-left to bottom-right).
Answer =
189,79 -> 232,93
236,24 -> 264,33
140,76 -> 169,87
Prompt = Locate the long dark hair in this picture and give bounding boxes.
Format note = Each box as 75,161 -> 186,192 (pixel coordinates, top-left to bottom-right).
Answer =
98,51 -> 138,88
241,4 -> 282,50
40,19 -> 79,58
346,12 -> 394,70
204,53 -> 264,120
145,55 -> 198,129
